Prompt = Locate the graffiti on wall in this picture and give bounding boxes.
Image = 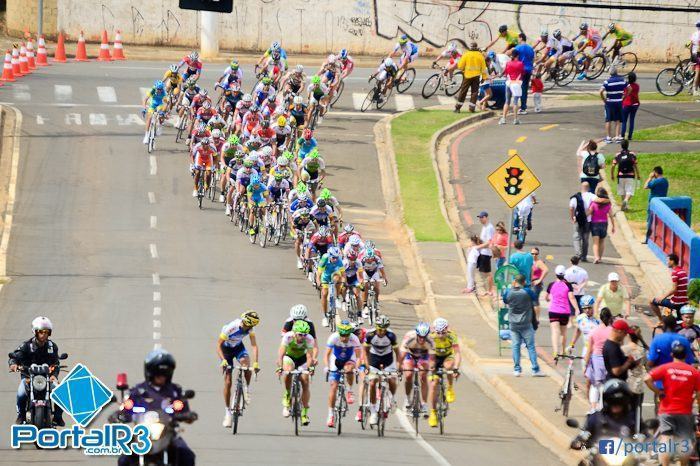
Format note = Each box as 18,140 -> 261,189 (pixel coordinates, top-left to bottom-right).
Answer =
373,0 -> 493,48
130,6 -> 182,44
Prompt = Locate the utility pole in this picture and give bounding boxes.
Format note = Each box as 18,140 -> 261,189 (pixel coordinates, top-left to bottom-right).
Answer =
38,0 -> 44,36
200,11 -> 219,58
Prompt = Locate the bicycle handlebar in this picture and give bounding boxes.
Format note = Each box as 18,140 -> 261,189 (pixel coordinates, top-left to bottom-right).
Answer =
554,353 -> 583,361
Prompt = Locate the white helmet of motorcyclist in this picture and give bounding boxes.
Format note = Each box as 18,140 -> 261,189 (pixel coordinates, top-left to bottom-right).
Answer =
32,316 -> 53,335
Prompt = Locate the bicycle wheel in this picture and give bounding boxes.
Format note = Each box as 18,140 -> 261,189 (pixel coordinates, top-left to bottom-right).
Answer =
335,386 -> 344,436
411,387 -> 421,434
349,294 -> 358,323
147,124 -> 155,154
249,215 -> 258,244
377,387 -> 385,437
586,55 -> 606,80
292,383 -> 300,436
396,68 -> 416,94
360,88 -> 375,113
360,383 -> 369,430
232,383 -> 242,434
376,84 -> 392,109
656,68 -> 683,96
445,71 -> 463,97
542,70 -> 557,92
555,61 -> 576,86
438,385 -> 445,435
330,80 -> 345,108
309,107 -> 319,130
561,372 -> 573,417
259,213 -> 268,248
421,73 -> 441,99
615,52 -> 637,76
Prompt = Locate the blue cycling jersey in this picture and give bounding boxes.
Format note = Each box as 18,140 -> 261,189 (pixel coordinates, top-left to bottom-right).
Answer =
298,138 -> 318,159
247,183 -> 268,203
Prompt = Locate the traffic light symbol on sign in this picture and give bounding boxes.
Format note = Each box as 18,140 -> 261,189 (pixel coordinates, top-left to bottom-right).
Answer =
504,167 -> 524,196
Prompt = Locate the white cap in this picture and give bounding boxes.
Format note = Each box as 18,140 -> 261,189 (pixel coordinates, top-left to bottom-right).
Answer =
555,265 -> 566,276
608,272 -> 620,282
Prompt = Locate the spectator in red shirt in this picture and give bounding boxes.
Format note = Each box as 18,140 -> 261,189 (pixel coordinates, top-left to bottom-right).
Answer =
500,49 -> 524,125
621,72 -> 640,140
530,73 -> 544,113
645,343 -> 700,466
650,254 -> 689,322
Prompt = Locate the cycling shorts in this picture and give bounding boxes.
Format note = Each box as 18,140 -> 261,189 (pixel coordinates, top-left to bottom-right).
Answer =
403,352 -> 430,364
248,198 -> 266,207
345,275 -> 360,287
324,70 -> 336,82
222,343 -> 249,364
283,354 -> 308,370
585,40 -> 602,57
148,102 -> 166,113
402,50 -> 418,65
195,155 -> 213,170
362,268 -> 381,282
368,352 -> 396,374
328,356 -> 356,382
435,354 -> 454,370
617,38 -> 632,48
182,69 -> 199,82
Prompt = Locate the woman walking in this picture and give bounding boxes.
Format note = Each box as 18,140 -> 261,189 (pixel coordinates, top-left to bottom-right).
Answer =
530,247 -> 549,305
545,265 -> 579,357
621,72 -> 640,140
588,187 -> 615,263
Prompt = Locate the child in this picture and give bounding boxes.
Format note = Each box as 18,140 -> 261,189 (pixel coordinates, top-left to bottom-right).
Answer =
464,234 -> 480,293
531,73 -> 544,113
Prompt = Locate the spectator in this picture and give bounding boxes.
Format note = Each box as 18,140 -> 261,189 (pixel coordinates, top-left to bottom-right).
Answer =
545,265 -> 579,357
693,22 -> 700,96
596,272 -> 631,318
530,72 -> 543,113
577,139 -> 606,193
678,305 -> 700,351
454,41 -> 488,113
569,181 -> 596,261
513,33 -> 535,115
476,211 -> 495,296
504,274 -> 543,377
530,247 -> 549,304
493,221 -> 509,269
587,186 -> 615,264
565,255 -> 589,314
600,66 -> 625,143
621,72 -> 640,140
570,295 -> 601,371
645,343 -> 700,466
509,240 -> 533,286
642,166 -> 669,244
500,49 -> 524,125
464,234 -> 480,293
603,319 -> 637,382
610,139 -> 640,212
650,254 -> 689,322
584,308 -> 614,411
648,315 -> 695,368
622,326 -> 648,433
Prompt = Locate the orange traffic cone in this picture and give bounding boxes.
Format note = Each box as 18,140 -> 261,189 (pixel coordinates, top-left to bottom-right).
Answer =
11,45 -> 23,77
19,44 -> 31,74
112,30 -> 126,60
74,31 -> 89,62
97,30 -> 111,61
36,35 -> 50,66
1,50 -> 14,82
26,39 -> 36,69
54,32 -> 66,63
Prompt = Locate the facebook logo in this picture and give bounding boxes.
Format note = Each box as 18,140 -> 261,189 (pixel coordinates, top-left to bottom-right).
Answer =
599,439 -> 616,454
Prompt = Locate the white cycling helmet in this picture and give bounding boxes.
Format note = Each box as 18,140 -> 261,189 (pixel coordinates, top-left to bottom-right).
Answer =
169,64 -> 178,73
293,95 -> 303,105
384,57 -> 394,67
242,93 -> 253,103
277,156 -> 289,166
327,54 -> 336,63
32,316 -> 53,335
433,318 -> 449,333
349,235 -> 362,246
189,51 -> 199,61
447,41 -> 457,52
262,146 -> 273,157
295,64 -> 304,73
290,304 -> 309,320
211,128 -> 222,139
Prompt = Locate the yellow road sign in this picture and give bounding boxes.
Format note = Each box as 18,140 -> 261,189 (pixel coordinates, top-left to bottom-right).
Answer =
487,153 -> 541,208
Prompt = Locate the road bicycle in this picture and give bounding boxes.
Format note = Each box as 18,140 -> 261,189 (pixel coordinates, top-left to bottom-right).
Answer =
144,109 -> 166,154
326,280 -> 339,332
404,366 -> 430,435
341,283 -> 361,324
279,368 -> 313,436
539,59 -> 577,91
434,368 -> 460,435
374,369 -> 398,437
226,365 -> 255,435
175,107 -> 191,143
308,99 -> 325,130
329,78 -> 345,108
365,281 -> 380,326
209,167 -> 223,202
194,168 -> 206,210
575,47 -> 637,80
269,200 -> 288,246
361,77 -> 392,112
395,66 -> 416,94
554,353 -> 583,417
248,204 -> 269,247
421,64 -> 463,99
327,369 -> 357,436
656,54 -> 695,96
512,205 -> 534,244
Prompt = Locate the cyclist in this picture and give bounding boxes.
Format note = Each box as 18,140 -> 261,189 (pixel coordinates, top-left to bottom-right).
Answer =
337,48 -> 355,80
310,198 -> 334,229
216,310 -> 261,428
217,59 -> 243,88
369,57 -> 399,99
429,318 -> 461,425
569,295 -> 601,410
262,47 -> 287,87
324,320 -> 362,427
292,207 -> 314,268
363,314 -> 400,426
692,21 -> 700,96
360,248 -> 387,319
513,193 -> 536,233
192,136 -> 216,197
486,25 -> 519,53
318,54 -> 341,98
432,41 -> 462,81
253,76 -> 276,107
400,322 -> 435,417
241,104 -> 263,139
306,75 -> 330,124
317,246 -> 346,328
533,30 -> 559,74
162,64 -> 182,110
233,93 -> 254,134
300,149 -> 326,199
307,225 -> 334,267
289,95 -> 308,132
187,99 -> 216,146
271,115 -> 292,155
389,34 -> 419,76
177,51 -> 202,82
246,174 -> 270,236
277,320 -> 315,424
338,223 -> 362,250
573,22 -> 603,80
267,169 -> 290,204
343,250 -> 364,317
216,80 -> 243,118
141,80 -> 168,145
282,304 -> 318,340
296,128 -> 317,160
280,64 -> 307,98
256,41 -> 288,72
176,77 -> 200,129
602,23 -> 633,62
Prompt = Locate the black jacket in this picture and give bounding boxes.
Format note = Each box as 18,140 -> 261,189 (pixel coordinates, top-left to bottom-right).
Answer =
8,338 -> 61,375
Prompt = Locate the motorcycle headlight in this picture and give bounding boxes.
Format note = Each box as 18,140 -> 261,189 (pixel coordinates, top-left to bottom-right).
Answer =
32,375 -> 47,391
149,422 -> 165,441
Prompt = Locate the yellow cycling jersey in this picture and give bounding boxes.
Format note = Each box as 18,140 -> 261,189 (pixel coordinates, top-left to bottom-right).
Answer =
432,331 -> 458,358
163,71 -> 182,88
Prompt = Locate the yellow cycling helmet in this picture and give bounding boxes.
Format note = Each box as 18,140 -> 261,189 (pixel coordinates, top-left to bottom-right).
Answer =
241,310 -> 260,327
277,115 -> 287,127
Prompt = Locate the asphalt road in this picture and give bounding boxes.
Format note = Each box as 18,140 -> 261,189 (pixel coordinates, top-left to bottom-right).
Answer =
0,62 -> 562,464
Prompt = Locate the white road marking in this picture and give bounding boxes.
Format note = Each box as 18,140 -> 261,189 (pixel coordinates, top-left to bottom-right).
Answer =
36,115 -> 45,125
97,86 -> 117,103
394,408 -> 451,465
149,155 -> 157,175
153,307 -> 161,316
116,114 -> 145,126
153,291 -> 161,302
394,94 -> 414,111
150,215 -> 157,229
352,92 -> 366,110
65,113 -> 82,125
153,332 -> 161,340
0,101 -> 141,108
150,243 -> 158,258
153,320 -> 161,328
89,113 -> 107,125
328,110 -> 385,117
153,343 -> 162,350
148,192 -> 156,204
0,106 -> 22,278
437,96 -> 456,106
13,84 -> 30,101
54,84 -> 73,102
152,273 -> 160,285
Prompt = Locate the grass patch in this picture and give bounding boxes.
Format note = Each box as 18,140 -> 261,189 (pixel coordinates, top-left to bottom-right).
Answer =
633,119 -> 700,141
565,92 -> 695,102
391,109 -> 467,242
604,151 -> 700,230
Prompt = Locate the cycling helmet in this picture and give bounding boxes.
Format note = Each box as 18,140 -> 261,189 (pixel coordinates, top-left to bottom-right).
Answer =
553,29 -> 562,39
311,75 -> 321,85
338,320 -> 353,336
230,60 -> 239,70
273,172 -> 285,181
154,80 -> 165,91
540,29 -> 548,38
433,318 -> 449,333
681,305 -> 697,315
199,88 -> 208,96
608,23 -> 616,32
293,319 -> 310,334
202,100 -> 212,109
234,150 -> 246,159
242,93 -> 253,103
295,63 -> 304,73
339,48 -> 348,59
398,34 -> 408,45
293,95 -> 304,105
375,314 -> 390,329
308,148 -> 319,159
365,240 -> 376,249
415,321 -> 430,337
168,64 -> 178,73
250,104 -> 260,112
144,348 -> 176,383
327,53 -> 336,63
243,160 -> 254,168
316,198 -> 327,208
290,304 -> 309,320
384,57 -> 394,68
487,50 -> 496,60
200,136 -> 211,145
318,225 -> 331,236
303,128 -> 313,140
186,77 -> 197,88
32,316 -> 53,335
601,378 -> 633,414
498,25 -> 508,33
271,41 -> 280,51
227,134 -> 240,145
297,207 -> 310,217
276,155 -> 288,166
262,76 -> 272,85
297,191 -> 309,202
364,248 -> 376,260
250,174 -> 261,185
343,223 -> 354,234
328,246 -> 342,258
211,128 -> 222,139
189,51 -> 199,61
320,188 -> 332,200
277,115 -> 287,127
259,147 -> 271,158
241,310 -> 261,327
296,181 -> 307,193
580,295 -> 596,308
579,22 -> 588,30
260,119 -> 270,128
347,251 -> 358,261
349,235 -> 362,247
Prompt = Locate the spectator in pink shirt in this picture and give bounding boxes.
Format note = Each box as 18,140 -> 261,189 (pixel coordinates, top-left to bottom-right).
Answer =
500,49 -> 524,125
584,308 -> 613,411
587,186 -> 616,263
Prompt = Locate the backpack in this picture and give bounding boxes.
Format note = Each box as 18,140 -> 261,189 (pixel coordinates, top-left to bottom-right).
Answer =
616,150 -> 636,174
570,193 -> 588,227
582,152 -> 600,177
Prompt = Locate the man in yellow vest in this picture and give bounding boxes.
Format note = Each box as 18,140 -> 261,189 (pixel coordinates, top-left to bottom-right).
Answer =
455,42 -> 488,113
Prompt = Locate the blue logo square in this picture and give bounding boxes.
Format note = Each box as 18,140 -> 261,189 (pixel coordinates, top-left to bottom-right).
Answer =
599,439 -> 616,455
51,364 -> 113,427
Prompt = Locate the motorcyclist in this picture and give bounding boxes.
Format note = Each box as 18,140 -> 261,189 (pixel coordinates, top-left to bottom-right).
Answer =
8,316 -> 64,426
571,378 -> 636,449
116,349 -> 196,466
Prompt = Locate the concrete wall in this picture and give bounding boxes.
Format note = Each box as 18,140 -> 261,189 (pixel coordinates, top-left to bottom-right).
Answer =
7,0 -> 699,61
6,0 -> 57,38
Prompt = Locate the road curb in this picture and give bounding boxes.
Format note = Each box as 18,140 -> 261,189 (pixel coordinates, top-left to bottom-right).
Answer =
374,110 -> 581,465
0,104 -> 21,285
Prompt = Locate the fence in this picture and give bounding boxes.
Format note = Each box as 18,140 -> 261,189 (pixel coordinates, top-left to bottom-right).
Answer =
647,196 -> 699,279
